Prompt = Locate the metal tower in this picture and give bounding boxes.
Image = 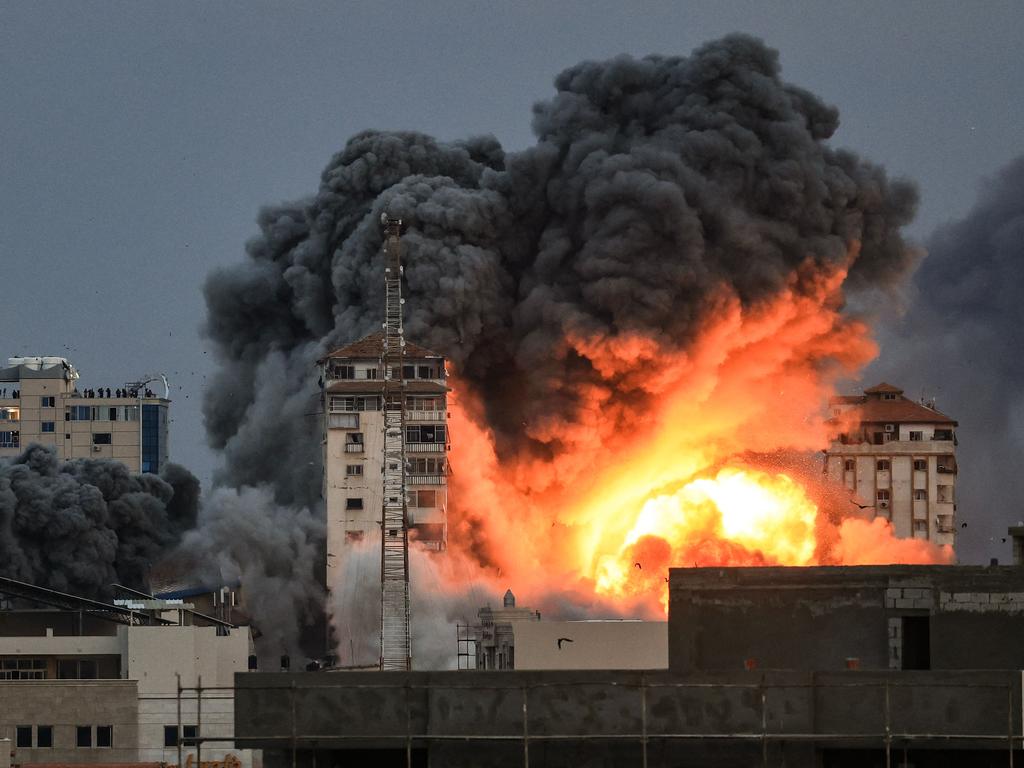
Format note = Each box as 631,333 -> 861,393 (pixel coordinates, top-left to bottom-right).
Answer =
379,212 -> 412,671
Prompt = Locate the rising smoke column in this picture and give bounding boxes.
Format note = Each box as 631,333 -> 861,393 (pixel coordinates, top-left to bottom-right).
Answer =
201,35 -> 925,652
878,155 -> 1024,563
0,445 -> 197,597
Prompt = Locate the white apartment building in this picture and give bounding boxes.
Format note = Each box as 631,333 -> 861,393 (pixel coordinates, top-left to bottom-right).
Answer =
319,331 -> 449,573
825,382 -> 958,547
0,356 -> 169,473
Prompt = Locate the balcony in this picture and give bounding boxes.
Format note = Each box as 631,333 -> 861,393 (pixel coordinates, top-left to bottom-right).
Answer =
405,410 -> 447,422
0,437 -> 19,449
406,442 -> 446,453
344,444 -> 364,453
936,515 -> 955,534
408,474 -> 447,486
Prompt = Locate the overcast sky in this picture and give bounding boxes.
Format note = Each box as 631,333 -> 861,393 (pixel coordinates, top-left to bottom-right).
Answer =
2,1 -> 1022,557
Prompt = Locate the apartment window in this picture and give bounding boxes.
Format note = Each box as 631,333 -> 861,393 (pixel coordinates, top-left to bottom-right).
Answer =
164,725 -> 178,747
364,367 -> 378,380
346,498 -> 364,510
402,365 -> 415,379
843,459 -> 855,472
107,407 -> 118,421
876,460 -> 890,471
877,490 -> 891,501
16,726 -> 32,748
345,433 -> 364,452
58,658 -> 97,679
68,405 -> 91,421
937,484 -> 953,503
96,726 -> 112,748
76,726 -> 92,748
914,520 -> 928,532
41,421 -> 55,433
408,396 -> 442,411
406,425 -> 446,444
934,429 -> 954,441
332,364 -> 355,380
418,365 -> 431,379
345,464 -> 363,476
937,455 -> 957,474
183,725 -> 198,742
37,726 -> 53,748
913,459 -> 927,471
882,393 -> 898,401
407,457 -> 446,475
124,405 -> 139,421
409,490 -> 437,508
92,433 -> 112,445
914,489 -> 928,501
2,658 -> 46,680
328,413 -> 359,429
0,431 -> 20,448
40,396 -> 55,408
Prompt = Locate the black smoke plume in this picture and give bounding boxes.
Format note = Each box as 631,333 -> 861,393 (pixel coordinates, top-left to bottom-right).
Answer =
0,445 -> 197,597
204,34 -> 918,512
877,155 -> 1024,563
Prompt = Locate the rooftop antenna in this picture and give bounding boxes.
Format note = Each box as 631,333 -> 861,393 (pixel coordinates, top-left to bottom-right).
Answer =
379,212 -> 411,671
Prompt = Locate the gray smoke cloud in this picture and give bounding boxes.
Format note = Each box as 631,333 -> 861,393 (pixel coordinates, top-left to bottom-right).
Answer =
200,34 -> 920,656
204,34 -> 918,511
0,445 -> 197,597
876,155 -> 1024,563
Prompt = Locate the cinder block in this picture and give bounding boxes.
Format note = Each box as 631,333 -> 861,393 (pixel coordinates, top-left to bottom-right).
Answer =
894,598 -> 915,609
912,599 -> 933,609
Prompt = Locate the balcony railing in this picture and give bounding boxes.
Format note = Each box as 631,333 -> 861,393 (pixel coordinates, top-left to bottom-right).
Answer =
406,442 -> 446,453
408,474 -> 447,486
344,444 -> 364,453
0,438 -> 20,449
405,410 -> 447,422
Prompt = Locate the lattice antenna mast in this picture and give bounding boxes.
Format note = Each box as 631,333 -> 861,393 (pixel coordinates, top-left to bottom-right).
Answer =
379,212 -> 412,671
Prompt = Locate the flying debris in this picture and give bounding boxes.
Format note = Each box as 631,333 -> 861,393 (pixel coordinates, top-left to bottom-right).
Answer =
556,637 -> 574,649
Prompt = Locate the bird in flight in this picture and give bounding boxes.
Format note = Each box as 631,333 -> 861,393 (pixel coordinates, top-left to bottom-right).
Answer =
557,637 -> 574,649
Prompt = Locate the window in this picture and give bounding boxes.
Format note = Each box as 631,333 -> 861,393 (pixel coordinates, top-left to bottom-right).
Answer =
345,433 -> 364,452
364,367 -> 378,380
345,464 -> 363,476
914,489 -> 928,501
332,364 -> 355,380
76,726 -> 92,748
909,431 -> 923,441
418,365 -> 431,379
876,460 -> 890,471
37,726 -> 53,748
68,405 -> 91,421
164,725 -> 178,748
96,726 -> 112,748
124,405 -> 139,421
345,498 -> 364,510
1,658 -> 46,680
58,659 -> 97,679
402,365 -> 415,379
934,429 -> 954,441
107,407 -> 118,421
914,520 -> 928,532
877,490 -> 891,501
913,459 -> 927,471
41,421 -> 55,433
882,393 -> 899,400
92,433 -> 112,445
0,431 -> 20,448
406,425 -> 446,444
408,396 -> 442,412
843,459 -> 855,471
40,396 -> 55,408
937,455 -> 956,474
937,484 -> 954,503
16,726 -> 32,748
409,490 -> 437,508
183,725 -> 198,742
328,413 -> 359,429
407,457 -> 446,475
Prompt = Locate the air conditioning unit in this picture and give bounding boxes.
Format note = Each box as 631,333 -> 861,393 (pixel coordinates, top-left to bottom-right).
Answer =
884,424 -> 895,432
92,445 -> 102,452
878,501 -> 890,509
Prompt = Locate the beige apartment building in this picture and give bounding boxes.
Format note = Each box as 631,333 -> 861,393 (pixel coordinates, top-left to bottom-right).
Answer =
825,382 -> 958,547
319,331 -> 450,575
0,357 -> 169,473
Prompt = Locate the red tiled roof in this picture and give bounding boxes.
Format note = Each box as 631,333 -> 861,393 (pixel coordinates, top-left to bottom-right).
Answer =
854,396 -> 956,425
863,382 -> 904,394
325,380 -> 449,394
320,331 -> 441,361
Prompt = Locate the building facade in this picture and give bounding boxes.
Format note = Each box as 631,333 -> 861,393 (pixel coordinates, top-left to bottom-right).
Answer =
0,357 -> 169,474
0,604 -> 255,768
825,382 -> 957,547
320,331 -> 450,566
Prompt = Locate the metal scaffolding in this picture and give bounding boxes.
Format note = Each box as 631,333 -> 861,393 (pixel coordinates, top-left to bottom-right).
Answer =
379,212 -> 412,671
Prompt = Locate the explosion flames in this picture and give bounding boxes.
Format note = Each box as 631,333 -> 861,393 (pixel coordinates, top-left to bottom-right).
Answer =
202,34 -> 950,655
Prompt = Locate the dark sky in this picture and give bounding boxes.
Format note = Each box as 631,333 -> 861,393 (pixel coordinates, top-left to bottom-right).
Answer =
3,2 -> 1022,557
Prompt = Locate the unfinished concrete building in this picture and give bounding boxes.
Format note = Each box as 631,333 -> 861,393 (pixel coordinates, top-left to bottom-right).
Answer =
235,564 -> 1024,767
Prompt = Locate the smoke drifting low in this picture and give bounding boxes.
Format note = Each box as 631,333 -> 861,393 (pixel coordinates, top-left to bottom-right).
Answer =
880,155 -> 1024,562
0,446 -> 197,597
